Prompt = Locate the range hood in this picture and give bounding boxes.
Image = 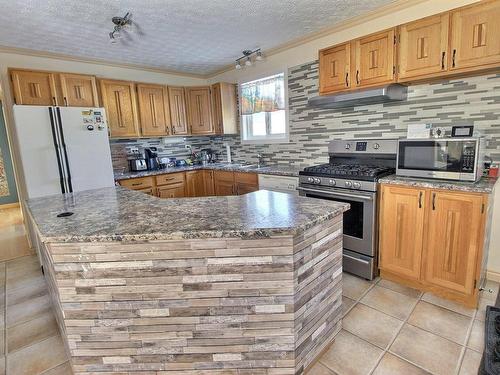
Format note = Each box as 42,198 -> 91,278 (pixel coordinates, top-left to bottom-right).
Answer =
308,83 -> 407,109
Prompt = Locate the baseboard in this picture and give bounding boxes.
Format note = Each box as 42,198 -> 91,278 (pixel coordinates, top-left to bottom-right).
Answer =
0,202 -> 19,209
486,270 -> 500,283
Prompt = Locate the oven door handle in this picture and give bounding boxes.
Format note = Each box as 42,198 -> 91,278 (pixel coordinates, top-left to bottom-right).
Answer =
297,186 -> 373,201
343,253 -> 370,265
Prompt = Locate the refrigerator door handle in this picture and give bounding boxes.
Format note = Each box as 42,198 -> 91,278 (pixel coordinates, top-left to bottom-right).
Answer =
48,107 -> 66,194
55,107 -> 73,193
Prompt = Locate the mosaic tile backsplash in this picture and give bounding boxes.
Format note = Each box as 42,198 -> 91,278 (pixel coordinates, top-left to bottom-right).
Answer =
0,147 -> 10,197
111,62 -> 500,170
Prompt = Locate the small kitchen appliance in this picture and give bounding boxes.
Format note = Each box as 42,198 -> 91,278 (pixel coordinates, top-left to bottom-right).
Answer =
298,139 -> 398,280
144,147 -> 160,171
129,159 -> 147,172
396,137 -> 483,182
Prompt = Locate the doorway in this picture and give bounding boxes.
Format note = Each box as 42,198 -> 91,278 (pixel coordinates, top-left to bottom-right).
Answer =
0,101 -> 18,206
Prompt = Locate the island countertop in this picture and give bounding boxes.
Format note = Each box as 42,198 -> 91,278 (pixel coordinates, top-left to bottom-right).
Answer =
27,186 -> 349,243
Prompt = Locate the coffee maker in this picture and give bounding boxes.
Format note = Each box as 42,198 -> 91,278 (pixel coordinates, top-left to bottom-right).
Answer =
145,147 -> 160,170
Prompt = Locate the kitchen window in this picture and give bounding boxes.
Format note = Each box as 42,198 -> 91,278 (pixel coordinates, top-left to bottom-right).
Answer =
240,73 -> 288,143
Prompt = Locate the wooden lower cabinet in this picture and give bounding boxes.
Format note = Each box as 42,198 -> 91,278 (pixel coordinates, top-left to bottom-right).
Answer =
157,183 -> 185,198
234,172 -> 259,195
214,171 -> 235,196
204,170 -> 215,196
185,170 -> 205,197
119,176 -> 154,190
379,184 -> 487,307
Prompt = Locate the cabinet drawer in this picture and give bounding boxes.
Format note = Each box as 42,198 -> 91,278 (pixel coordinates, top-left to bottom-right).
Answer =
120,177 -> 154,190
234,172 -> 258,185
157,183 -> 186,199
156,172 -> 185,186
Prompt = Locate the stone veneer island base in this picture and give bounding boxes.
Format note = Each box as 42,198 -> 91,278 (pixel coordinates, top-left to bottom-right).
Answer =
26,188 -> 348,374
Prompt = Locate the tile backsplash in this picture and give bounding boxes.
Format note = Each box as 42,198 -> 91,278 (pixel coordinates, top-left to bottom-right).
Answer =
110,62 -> 500,170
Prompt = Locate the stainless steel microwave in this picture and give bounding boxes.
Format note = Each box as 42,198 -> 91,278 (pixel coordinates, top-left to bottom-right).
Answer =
396,138 -> 483,182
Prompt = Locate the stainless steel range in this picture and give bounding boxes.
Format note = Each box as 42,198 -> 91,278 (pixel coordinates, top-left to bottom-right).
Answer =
298,139 -> 398,280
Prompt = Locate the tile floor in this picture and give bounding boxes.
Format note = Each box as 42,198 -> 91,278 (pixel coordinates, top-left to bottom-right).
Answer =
0,206 -> 496,375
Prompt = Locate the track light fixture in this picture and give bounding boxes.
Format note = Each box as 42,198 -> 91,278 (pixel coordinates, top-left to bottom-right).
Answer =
235,49 -> 263,70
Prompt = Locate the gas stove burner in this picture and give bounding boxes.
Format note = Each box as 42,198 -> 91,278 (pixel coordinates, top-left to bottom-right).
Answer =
301,163 -> 394,181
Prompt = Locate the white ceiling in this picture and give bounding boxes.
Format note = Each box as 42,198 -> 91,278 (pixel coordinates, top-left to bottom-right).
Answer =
0,0 -> 395,76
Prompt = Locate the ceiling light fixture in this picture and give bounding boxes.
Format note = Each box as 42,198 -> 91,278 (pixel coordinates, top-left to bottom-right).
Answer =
109,12 -> 133,44
235,49 -> 263,70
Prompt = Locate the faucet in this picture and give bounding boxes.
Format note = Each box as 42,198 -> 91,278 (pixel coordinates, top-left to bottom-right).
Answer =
257,154 -> 265,168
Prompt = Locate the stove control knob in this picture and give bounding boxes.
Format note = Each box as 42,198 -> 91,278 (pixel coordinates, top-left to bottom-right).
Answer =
345,143 -> 351,150
345,181 -> 353,188
373,143 -> 380,150
329,179 -> 336,186
353,182 -> 361,189
313,178 -> 321,184
307,177 -> 314,183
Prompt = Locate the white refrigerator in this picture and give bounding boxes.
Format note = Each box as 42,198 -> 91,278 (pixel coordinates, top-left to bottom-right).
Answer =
13,105 -> 115,199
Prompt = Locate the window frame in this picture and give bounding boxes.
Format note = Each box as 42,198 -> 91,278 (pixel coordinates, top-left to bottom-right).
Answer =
239,72 -> 289,144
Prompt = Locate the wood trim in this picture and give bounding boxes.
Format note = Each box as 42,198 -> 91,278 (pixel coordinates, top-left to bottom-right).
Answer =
486,270 -> 500,283
0,202 -> 20,210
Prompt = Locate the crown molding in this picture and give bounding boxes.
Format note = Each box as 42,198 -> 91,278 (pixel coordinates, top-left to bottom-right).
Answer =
0,45 -> 207,80
205,0 -> 472,79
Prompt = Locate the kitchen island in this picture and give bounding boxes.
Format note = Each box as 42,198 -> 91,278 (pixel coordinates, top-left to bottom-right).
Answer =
26,187 -> 349,374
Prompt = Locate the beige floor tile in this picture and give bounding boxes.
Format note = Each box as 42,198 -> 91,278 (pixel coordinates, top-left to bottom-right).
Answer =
377,278 -> 423,299
343,303 -> 403,349
407,301 -> 472,345
306,361 -> 336,375
481,280 -> 499,302
6,293 -> 52,328
458,349 -> 482,375
7,335 -> 67,375
390,324 -> 463,375
342,273 -> 373,300
467,319 -> 484,353
320,330 -> 383,375
5,256 -> 39,278
475,297 -> 492,322
372,352 -> 431,375
6,268 -> 43,293
360,285 -> 417,320
39,361 -> 73,375
0,356 -> 4,375
0,331 -> 3,356
7,311 -> 59,353
421,292 -> 475,318
6,277 -> 48,307
342,296 -> 355,317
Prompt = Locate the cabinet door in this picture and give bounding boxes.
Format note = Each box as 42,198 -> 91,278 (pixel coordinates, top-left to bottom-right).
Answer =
398,14 -> 449,80
214,171 -> 235,196
60,73 -> 99,107
137,84 -> 171,137
234,172 -> 258,195
138,187 -> 155,196
424,191 -> 485,296
354,29 -> 396,87
450,0 -> 500,71
211,84 -> 223,134
168,86 -> 189,135
379,185 -> 426,281
185,170 -> 205,197
10,70 -> 57,106
157,183 -> 186,199
319,43 -> 351,94
100,80 -> 140,138
186,87 -> 214,135
204,170 -> 215,196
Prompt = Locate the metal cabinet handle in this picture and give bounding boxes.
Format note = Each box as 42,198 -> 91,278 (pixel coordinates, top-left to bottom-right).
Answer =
418,191 -> 423,208
432,193 -> 436,210
52,97 -> 56,106
345,72 -> 349,87
441,52 -> 445,70
452,49 -> 456,68
356,70 -> 360,85
132,183 -> 142,186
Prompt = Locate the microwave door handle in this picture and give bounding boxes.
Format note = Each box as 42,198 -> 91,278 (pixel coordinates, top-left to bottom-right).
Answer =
297,187 -> 373,201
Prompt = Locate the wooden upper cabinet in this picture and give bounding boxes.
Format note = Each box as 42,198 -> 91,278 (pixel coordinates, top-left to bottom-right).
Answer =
59,73 -> 99,107
168,86 -> 189,136
319,43 -> 351,94
423,191 -> 485,296
137,84 -> 171,137
354,29 -> 396,88
10,70 -> 57,106
379,185 -> 426,281
99,79 -> 140,138
398,14 -> 450,80
186,86 -> 213,135
211,83 -> 238,134
449,0 -> 500,71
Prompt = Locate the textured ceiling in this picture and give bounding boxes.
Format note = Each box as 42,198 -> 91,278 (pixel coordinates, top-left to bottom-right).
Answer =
0,0 -> 395,76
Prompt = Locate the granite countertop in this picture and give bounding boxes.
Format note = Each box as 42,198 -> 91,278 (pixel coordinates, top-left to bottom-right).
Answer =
27,187 -> 349,243
114,163 -> 305,181
379,174 -> 498,194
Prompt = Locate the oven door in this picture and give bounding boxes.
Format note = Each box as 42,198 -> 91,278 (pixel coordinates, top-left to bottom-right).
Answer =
298,185 -> 376,257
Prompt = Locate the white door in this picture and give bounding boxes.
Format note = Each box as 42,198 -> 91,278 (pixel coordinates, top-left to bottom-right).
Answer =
13,105 -> 63,199
58,107 -> 115,192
